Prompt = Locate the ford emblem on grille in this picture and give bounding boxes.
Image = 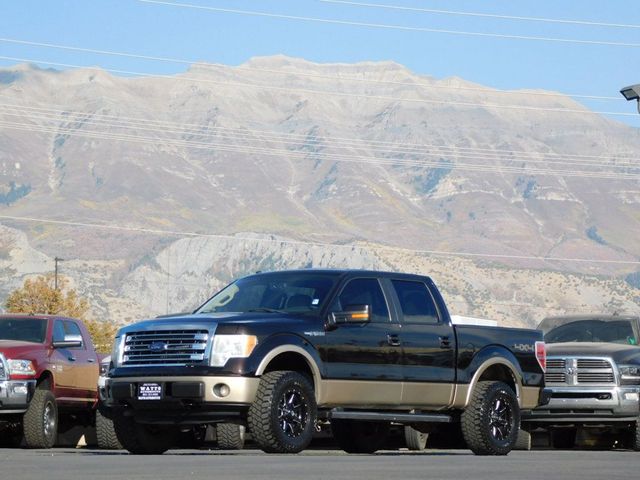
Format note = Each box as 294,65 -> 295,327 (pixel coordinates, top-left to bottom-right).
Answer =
149,341 -> 168,352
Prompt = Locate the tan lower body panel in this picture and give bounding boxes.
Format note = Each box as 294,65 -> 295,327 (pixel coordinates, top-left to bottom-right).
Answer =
318,379 -> 454,409
520,386 -> 540,409
107,376 -> 260,404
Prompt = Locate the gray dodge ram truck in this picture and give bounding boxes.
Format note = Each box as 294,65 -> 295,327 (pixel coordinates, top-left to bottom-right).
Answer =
103,269 -> 548,455
522,314 -> 640,449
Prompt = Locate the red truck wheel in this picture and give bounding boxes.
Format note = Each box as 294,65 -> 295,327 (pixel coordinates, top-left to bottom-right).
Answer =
23,388 -> 58,449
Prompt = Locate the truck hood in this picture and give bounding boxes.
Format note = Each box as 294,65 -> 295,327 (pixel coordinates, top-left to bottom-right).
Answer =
547,342 -> 640,364
117,311 -> 315,335
0,339 -> 44,358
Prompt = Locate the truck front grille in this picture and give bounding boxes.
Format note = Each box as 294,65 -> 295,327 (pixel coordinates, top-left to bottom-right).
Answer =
544,356 -> 615,386
122,330 -> 209,366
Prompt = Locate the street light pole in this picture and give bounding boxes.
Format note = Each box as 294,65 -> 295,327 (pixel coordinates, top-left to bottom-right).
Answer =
54,257 -> 64,290
620,84 -> 640,113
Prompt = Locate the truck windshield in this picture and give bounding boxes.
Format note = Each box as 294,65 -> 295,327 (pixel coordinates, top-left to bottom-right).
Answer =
0,318 -> 47,343
543,319 -> 638,345
196,272 -> 340,315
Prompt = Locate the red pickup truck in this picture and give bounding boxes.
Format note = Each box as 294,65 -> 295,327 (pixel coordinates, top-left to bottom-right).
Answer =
0,314 -> 100,448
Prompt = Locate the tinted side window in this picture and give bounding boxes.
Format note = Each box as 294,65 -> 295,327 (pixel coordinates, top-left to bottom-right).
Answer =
332,278 -> 390,323
63,321 -> 84,349
392,280 -> 439,324
53,320 -> 66,342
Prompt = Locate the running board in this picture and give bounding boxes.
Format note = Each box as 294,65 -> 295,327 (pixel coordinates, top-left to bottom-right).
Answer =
328,409 -> 452,424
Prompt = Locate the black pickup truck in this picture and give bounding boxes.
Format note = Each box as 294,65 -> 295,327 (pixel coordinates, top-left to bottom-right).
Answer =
102,269 -> 547,455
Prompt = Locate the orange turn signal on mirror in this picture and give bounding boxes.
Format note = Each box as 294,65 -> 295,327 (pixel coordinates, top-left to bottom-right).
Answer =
350,313 -> 369,320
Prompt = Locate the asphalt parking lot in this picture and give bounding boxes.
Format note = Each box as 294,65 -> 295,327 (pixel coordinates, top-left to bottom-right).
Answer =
1,447 -> 639,480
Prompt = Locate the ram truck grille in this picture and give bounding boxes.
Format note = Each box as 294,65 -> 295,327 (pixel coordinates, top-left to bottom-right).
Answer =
544,356 -> 615,386
122,330 -> 209,366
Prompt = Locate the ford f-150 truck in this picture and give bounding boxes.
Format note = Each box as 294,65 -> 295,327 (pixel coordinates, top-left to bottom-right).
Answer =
103,269 -> 548,455
0,314 -> 100,448
522,314 -> 640,450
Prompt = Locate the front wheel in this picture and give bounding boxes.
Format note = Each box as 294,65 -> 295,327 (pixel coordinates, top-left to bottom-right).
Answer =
112,413 -> 174,454
96,410 -> 122,450
217,423 -> 246,450
248,371 -> 317,453
461,381 -> 519,455
404,426 -> 428,451
23,388 -> 58,449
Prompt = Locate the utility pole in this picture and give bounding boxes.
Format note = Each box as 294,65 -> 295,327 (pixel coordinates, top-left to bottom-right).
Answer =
54,257 -> 64,290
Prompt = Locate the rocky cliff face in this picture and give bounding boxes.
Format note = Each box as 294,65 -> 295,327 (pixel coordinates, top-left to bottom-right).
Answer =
0,57 -> 639,325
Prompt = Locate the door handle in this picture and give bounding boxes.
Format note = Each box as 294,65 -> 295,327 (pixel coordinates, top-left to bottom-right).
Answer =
387,334 -> 401,346
87,358 -> 95,363
439,336 -> 452,349
68,356 -> 76,362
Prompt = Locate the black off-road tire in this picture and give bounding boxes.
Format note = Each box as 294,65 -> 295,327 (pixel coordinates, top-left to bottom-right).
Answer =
461,381 -> 519,456
23,388 -> 58,449
217,423 -> 246,450
513,429 -> 532,450
404,426 -> 428,451
112,412 -> 174,454
96,410 -> 122,450
248,371 -> 317,453
331,419 -> 390,454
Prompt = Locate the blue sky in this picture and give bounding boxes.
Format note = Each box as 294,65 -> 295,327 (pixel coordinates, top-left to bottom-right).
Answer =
1,0 -> 640,124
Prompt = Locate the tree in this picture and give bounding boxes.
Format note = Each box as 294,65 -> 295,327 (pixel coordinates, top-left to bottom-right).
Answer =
5,274 -> 116,353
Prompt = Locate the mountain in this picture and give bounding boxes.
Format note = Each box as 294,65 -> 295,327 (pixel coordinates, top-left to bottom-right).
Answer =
0,57 -> 639,326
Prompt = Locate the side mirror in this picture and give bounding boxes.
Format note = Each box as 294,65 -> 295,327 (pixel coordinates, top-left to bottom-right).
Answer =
327,304 -> 371,329
53,334 -> 83,349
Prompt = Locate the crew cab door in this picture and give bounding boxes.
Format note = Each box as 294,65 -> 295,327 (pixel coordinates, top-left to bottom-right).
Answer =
385,278 -> 456,407
320,276 -> 403,406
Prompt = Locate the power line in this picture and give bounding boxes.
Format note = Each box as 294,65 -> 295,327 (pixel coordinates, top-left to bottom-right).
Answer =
0,214 -> 638,265
0,97 -> 636,163
319,0 -> 640,30
0,53 -> 621,103
2,106 -> 639,171
133,0 -> 640,48
0,52 -> 634,118
2,119 -> 639,180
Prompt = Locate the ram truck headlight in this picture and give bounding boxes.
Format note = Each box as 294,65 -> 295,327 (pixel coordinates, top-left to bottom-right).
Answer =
7,359 -> 36,377
619,365 -> 640,385
210,335 -> 258,367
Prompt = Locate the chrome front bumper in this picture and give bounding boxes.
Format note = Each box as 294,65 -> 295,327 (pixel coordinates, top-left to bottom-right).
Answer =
0,379 -> 36,413
523,385 -> 640,423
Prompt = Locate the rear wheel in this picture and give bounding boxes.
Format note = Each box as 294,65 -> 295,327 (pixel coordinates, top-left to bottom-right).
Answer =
96,410 -> 122,450
331,419 -> 390,454
23,388 -> 58,449
404,426 -> 428,451
248,371 -> 317,453
112,413 -> 174,454
217,423 -> 246,450
628,420 -> 640,451
461,381 -> 519,455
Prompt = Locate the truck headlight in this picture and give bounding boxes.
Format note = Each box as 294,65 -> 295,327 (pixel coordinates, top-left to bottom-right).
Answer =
210,335 -> 258,367
0,354 -> 7,380
111,335 -> 125,368
7,359 -> 36,377
619,365 -> 640,385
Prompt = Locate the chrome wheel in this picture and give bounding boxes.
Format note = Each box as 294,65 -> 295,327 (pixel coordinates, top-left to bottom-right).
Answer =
43,401 -> 56,440
277,388 -> 308,438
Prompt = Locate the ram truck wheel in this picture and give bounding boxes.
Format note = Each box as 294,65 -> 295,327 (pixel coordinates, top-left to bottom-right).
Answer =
404,426 -> 428,451
331,419 -> 390,454
96,410 -> 122,450
23,388 -> 58,449
113,413 -> 174,454
629,420 -> 640,451
461,381 -> 519,455
217,423 -> 246,450
248,371 -> 316,453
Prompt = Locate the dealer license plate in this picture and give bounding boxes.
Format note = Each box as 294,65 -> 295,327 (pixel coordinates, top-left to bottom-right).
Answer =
138,383 -> 162,400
